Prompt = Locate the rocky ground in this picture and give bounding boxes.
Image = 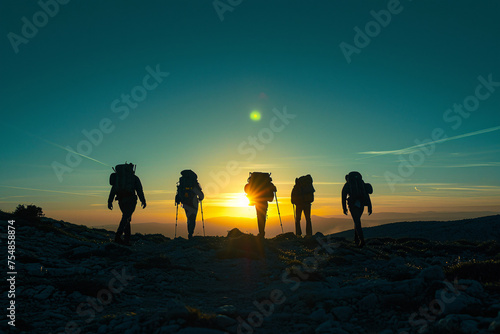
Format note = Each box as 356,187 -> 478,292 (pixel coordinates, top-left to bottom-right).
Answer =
1,212 -> 500,334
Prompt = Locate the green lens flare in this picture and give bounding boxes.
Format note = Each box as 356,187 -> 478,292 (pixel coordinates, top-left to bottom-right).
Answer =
250,111 -> 261,121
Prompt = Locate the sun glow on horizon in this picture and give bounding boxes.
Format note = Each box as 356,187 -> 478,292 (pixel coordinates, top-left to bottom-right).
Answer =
224,192 -> 251,207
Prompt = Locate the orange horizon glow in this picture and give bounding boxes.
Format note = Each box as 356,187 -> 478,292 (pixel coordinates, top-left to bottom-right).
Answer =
38,191 -> 500,229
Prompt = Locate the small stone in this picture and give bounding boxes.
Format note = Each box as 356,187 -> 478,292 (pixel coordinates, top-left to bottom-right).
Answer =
158,325 -> 180,334
215,314 -> 236,328
437,314 -> 462,332
35,285 -> 55,300
310,308 -> 328,322
216,304 -> 237,316
419,265 -> 445,283
177,328 -> 226,334
331,306 -> 353,322
357,293 -> 378,312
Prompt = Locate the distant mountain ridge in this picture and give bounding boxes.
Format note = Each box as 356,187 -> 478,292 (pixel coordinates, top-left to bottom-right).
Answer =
94,211 -> 499,239
332,214 -> 500,242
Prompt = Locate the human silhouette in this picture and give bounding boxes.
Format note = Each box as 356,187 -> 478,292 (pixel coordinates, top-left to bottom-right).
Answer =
108,163 -> 146,246
244,172 -> 277,239
341,171 -> 372,248
291,175 -> 315,236
175,170 -> 204,239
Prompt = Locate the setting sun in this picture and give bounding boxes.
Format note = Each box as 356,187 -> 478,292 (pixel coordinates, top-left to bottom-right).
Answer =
225,193 -> 250,207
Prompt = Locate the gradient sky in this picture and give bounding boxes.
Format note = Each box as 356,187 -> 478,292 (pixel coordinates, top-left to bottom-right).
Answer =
1,1 -> 499,228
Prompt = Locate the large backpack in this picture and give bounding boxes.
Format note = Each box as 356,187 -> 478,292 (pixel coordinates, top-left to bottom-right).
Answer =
292,174 -> 315,204
244,172 -> 276,204
176,170 -> 199,206
346,171 -> 372,205
109,163 -> 136,200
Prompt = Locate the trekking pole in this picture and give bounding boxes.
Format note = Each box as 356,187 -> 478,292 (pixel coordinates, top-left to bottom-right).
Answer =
293,204 -> 296,224
200,200 -> 205,237
175,203 -> 178,239
275,192 -> 284,233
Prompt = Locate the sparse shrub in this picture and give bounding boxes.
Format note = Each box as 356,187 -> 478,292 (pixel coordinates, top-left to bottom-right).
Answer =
55,277 -> 108,296
134,254 -> 171,269
17,254 -> 40,263
185,306 -> 217,328
445,260 -> 500,283
327,255 -> 348,266
13,204 -> 44,219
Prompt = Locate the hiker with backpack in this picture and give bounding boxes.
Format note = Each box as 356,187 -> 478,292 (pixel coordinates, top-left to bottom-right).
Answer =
108,163 -> 147,246
291,174 -> 315,237
175,170 -> 204,239
341,171 -> 373,248
244,172 -> 277,239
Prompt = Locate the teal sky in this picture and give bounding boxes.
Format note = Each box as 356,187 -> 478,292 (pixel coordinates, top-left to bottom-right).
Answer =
1,0 -> 499,225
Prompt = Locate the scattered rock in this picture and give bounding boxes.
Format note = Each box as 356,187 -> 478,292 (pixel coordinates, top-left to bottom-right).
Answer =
358,293 -> 378,312
331,306 -> 353,322
419,265 -> 445,283
35,285 -> 55,300
216,304 -> 237,316
3,212 -> 499,334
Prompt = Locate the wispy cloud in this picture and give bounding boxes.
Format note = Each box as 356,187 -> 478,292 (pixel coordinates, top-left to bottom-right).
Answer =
358,125 -> 500,158
416,162 -> 500,168
430,186 -> 500,192
43,140 -> 111,167
437,163 -> 500,168
147,190 -> 176,195
3,122 -> 111,167
0,185 -> 101,197
239,163 -> 292,170
448,148 -> 500,158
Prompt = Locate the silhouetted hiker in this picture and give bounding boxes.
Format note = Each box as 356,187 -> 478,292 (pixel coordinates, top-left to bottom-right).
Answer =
244,172 -> 277,239
175,170 -> 204,239
108,163 -> 146,246
342,171 -> 373,248
291,175 -> 315,236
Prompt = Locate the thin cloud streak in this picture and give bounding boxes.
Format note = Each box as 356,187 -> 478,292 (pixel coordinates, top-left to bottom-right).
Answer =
0,185 -> 101,197
3,122 -> 111,168
358,125 -> 500,158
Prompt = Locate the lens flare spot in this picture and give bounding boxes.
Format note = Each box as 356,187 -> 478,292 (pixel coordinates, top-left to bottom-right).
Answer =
250,111 -> 261,121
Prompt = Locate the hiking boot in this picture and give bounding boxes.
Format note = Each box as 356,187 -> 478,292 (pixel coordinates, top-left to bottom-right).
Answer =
357,240 -> 365,248
188,233 -> 193,240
